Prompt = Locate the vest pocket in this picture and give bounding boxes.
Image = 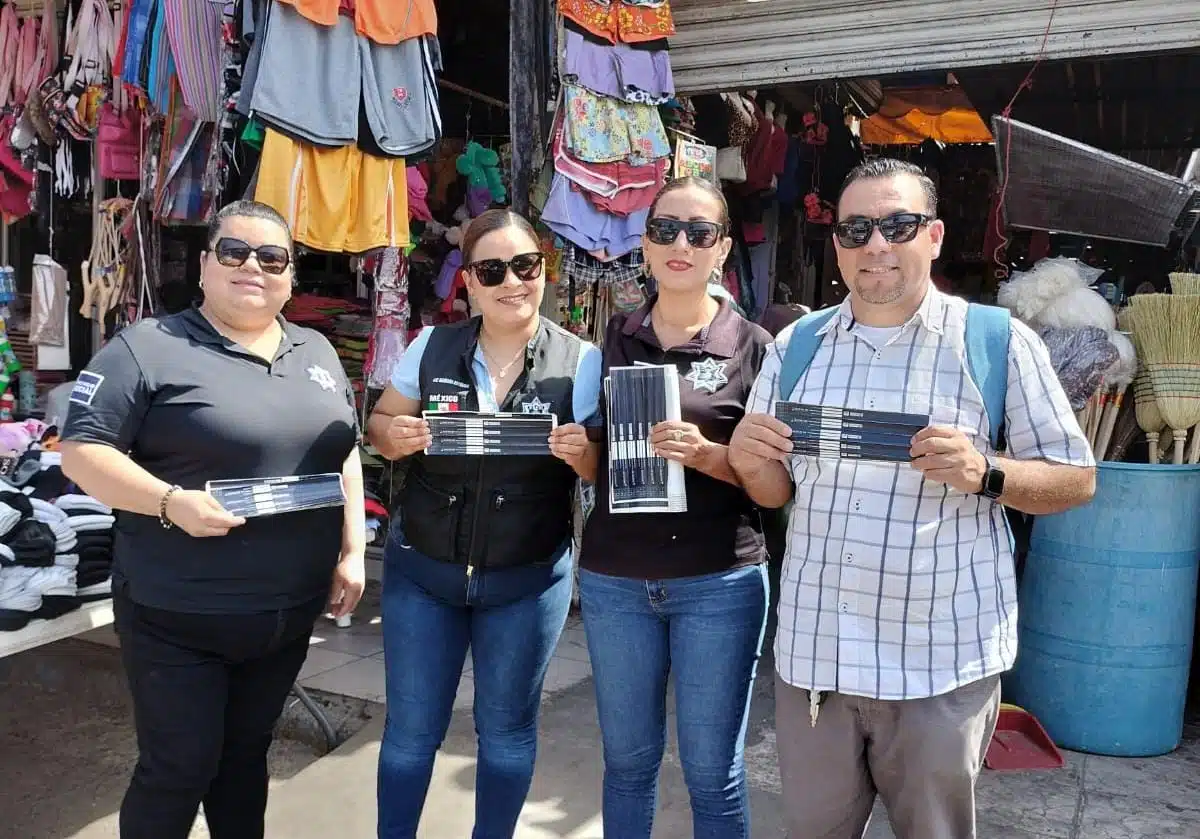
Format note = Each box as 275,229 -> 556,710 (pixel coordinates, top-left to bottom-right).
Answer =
399,471 -> 464,562
483,486 -> 572,567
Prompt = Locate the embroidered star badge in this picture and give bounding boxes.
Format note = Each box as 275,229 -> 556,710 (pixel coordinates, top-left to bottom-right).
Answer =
308,365 -> 338,393
522,396 -> 551,414
685,357 -> 729,393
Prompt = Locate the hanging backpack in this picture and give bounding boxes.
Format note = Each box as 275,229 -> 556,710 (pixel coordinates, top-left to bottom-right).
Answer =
777,302 -> 1012,450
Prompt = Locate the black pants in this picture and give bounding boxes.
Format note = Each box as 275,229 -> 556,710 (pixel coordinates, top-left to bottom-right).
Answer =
113,586 -> 324,839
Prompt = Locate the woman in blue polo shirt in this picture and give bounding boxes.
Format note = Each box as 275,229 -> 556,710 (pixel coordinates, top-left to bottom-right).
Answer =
366,208 -> 602,838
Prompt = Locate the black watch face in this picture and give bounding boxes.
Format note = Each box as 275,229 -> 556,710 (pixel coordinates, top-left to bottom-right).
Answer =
984,467 -> 1005,497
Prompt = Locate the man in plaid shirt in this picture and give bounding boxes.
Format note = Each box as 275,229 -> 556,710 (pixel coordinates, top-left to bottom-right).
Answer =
729,159 -> 1096,839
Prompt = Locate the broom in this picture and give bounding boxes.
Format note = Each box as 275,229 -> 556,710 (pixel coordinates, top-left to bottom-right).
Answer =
1118,308 -> 1165,463
1128,294 -> 1200,465
1094,331 -> 1136,460
1167,274 -> 1200,462
1169,273 -> 1200,296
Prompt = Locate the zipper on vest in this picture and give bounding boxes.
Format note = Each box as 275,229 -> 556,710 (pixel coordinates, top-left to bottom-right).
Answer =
464,457 -> 486,575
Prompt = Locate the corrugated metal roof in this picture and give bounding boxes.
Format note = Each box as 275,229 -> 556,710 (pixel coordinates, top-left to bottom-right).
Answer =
956,51 -> 1200,165
669,0 -> 1200,94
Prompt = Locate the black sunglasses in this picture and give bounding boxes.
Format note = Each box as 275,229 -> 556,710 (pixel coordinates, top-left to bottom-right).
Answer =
212,237 -> 291,274
645,218 -> 725,249
834,213 -> 934,249
466,252 -> 545,287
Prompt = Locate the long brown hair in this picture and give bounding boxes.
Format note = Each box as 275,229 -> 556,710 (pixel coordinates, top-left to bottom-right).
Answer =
461,209 -> 540,263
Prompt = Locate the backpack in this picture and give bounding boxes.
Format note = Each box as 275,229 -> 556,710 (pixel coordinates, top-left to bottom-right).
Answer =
777,303 -> 1012,450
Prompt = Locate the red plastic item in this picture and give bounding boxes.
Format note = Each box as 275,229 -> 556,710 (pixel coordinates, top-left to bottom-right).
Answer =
984,705 -> 1065,771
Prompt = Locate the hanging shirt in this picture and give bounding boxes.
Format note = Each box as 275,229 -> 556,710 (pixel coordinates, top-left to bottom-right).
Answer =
275,0 -> 437,45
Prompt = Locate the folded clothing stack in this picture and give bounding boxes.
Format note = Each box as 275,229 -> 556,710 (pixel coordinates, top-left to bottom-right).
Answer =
0,492 -> 115,632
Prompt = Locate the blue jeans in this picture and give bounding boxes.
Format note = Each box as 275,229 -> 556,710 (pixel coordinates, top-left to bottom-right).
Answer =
376,534 -> 573,839
579,564 -> 768,839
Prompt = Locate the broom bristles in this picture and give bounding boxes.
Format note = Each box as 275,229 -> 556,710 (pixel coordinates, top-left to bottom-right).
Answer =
1128,294 -> 1200,430
1119,307 -> 1165,433
1169,273 -> 1200,296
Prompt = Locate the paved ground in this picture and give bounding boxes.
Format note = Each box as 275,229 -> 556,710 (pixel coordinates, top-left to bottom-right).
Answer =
0,637 -> 373,839
263,659 -> 1200,839
2,591 -> 1198,838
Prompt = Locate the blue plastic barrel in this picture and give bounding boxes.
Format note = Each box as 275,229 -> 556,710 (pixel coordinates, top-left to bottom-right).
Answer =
1008,462 -> 1200,757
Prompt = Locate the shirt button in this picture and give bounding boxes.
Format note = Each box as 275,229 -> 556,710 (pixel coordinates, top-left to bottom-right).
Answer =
845,553 -> 854,563
839,602 -> 848,612
874,351 -> 882,360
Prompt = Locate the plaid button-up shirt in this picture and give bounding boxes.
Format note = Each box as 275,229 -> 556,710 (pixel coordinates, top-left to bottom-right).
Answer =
747,288 -> 1094,700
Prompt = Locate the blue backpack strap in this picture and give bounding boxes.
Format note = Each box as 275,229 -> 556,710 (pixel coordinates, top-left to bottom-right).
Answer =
964,303 -> 1011,450
778,307 -> 839,400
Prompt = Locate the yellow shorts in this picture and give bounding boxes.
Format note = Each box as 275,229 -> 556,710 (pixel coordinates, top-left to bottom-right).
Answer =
255,128 -> 410,254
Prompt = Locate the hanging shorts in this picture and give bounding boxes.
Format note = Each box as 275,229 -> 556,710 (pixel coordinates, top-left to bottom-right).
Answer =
247,2 -> 441,157
559,0 -> 675,45
254,128 -> 411,254
275,0 -> 437,45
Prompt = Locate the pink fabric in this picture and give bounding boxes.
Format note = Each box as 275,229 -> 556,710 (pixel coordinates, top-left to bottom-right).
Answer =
550,110 -> 661,200
579,162 -> 664,216
0,5 -> 18,108
406,166 -> 432,221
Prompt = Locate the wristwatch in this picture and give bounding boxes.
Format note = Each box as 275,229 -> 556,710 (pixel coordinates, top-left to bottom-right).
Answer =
976,457 -> 1005,499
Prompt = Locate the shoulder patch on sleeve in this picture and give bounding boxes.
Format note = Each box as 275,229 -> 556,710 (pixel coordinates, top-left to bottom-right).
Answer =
69,372 -> 106,407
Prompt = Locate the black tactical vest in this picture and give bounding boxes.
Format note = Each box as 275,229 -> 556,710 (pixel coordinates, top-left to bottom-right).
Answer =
398,316 -> 582,570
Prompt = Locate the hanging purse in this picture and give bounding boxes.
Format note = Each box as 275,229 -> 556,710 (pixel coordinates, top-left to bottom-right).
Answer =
716,146 -> 746,183
97,103 -> 141,180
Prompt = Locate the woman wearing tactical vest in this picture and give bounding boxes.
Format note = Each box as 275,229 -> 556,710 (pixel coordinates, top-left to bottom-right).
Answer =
365,209 -> 602,838
578,177 -> 773,838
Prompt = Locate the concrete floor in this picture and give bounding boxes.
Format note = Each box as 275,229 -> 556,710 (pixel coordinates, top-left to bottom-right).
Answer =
2,608 -> 1198,838
0,637 -> 374,839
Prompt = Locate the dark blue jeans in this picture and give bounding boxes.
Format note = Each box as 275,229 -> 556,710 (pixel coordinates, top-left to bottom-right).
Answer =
579,564 -> 768,839
376,534 -> 573,839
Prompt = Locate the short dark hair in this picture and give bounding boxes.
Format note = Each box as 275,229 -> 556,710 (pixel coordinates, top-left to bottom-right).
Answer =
206,200 -> 295,255
648,176 -> 731,231
461,208 -> 540,263
837,158 -> 938,219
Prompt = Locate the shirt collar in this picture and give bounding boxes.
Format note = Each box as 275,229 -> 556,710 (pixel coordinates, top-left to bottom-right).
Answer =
464,315 -> 551,366
180,304 -> 308,349
622,295 -> 742,358
819,283 -> 947,338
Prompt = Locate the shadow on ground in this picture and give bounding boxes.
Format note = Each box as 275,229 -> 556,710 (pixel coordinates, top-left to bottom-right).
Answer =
0,638 -> 374,839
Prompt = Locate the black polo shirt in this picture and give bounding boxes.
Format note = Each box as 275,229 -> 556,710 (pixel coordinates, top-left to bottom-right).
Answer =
580,297 -> 770,579
61,306 -> 359,614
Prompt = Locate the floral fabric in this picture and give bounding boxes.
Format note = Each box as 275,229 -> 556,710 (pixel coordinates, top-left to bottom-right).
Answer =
563,85 -> 670,167
560,0 -> 675,45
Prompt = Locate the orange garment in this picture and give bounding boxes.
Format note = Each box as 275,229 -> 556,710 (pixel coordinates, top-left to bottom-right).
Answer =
255,128 -> 410,254
275,0 -> 436,45
560,0 -> 675,45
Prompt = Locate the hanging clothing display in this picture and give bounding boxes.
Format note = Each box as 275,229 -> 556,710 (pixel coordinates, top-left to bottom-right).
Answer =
239,0 -> 441,253
542,4 -> 676,338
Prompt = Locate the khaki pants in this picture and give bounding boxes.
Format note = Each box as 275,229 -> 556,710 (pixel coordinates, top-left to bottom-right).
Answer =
775,672 -> 1001,839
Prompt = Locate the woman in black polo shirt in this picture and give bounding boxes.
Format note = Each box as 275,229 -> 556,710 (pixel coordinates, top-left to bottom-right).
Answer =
60,200 -> 365,839
365,209 -> 602,838
579,177 -> 772,838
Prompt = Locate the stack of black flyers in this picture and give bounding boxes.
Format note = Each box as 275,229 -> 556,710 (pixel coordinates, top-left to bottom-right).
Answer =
773,403 -> 929,463
606,364 -> 687,513
206,473 -> 347,518
423,411 -> 556,456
